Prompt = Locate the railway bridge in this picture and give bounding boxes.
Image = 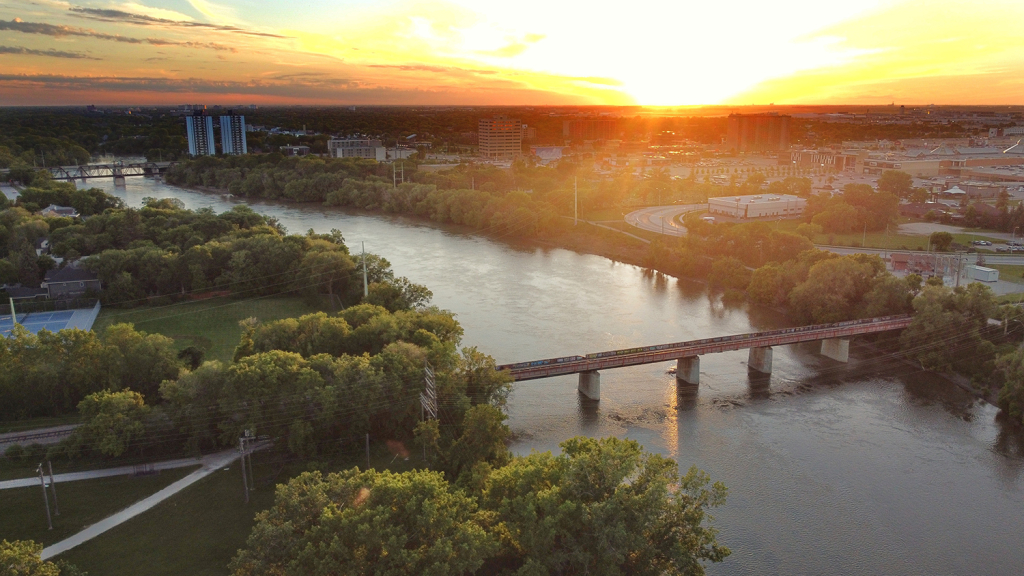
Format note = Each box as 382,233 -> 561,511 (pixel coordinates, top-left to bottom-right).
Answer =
497,315 -> 913,400
47,161 -> 178,183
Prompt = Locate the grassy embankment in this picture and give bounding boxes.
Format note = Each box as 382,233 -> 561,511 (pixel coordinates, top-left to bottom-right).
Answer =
56,444 -> 418,576
92,296 -> 321,363
0,467 -> 196,547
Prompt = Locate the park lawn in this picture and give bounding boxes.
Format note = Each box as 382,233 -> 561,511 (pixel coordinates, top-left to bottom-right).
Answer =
92,296 -> 322,363
57,443 -> 421,576
0,466 -> 196,547
767,219 -> 1006,250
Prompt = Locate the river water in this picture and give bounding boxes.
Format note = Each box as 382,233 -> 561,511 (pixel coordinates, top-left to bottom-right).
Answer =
84,176 -> 1023,575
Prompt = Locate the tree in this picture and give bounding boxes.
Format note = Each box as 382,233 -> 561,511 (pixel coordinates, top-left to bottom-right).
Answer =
877,170 -> 913,199
929,231 -> 954,252
788,256 -> 880,323
747,264 -> 786,306
996,348 -> 1024,425
229,469 -> 496,576
71,389 -> 150,457
0,540 -> 61,576
900,285 -> 997,376
707,257 -> 751,292
480,437 -> 730,575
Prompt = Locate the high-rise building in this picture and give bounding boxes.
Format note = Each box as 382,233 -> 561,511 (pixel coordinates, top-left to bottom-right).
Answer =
185,111 -> 215,156
220,113 -> 247,155
478,116 -> 522,159
725,114 -> 791,152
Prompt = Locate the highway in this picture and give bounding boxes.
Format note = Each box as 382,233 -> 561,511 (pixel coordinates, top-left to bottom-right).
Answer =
624,205 -> 1024,264
624,204 -> 703,237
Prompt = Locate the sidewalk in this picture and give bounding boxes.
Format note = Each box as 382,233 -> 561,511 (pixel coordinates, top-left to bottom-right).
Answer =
0,448 -> 235,490
40,448 -> 254,560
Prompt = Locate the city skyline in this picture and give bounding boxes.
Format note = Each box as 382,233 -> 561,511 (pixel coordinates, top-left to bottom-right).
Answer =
0,0 -> 1022,106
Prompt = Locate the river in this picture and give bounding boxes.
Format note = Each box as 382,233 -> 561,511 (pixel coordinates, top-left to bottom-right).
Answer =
83,176 -> 1024,575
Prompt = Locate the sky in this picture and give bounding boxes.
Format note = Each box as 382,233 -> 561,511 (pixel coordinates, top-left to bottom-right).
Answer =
0,0 -> 1022,106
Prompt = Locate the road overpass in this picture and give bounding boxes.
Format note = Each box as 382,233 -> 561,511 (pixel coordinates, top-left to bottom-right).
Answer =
497,315 -> 913,400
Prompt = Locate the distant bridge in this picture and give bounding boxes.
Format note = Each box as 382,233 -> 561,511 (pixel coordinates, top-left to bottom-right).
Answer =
47,161 -> 178,182
497,315 -> 913,400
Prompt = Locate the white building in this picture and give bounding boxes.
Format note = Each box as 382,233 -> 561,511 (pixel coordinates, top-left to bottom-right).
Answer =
185,112 -> 214,156
219,113 -> 247,155
329,138 -> 386,161
707,194 -> 807,219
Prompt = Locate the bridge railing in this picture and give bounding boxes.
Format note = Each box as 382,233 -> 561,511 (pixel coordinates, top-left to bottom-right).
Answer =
498,314 -> 912,376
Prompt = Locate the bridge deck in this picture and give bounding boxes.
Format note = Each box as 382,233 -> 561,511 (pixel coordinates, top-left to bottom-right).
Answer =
500,315 -> 912,381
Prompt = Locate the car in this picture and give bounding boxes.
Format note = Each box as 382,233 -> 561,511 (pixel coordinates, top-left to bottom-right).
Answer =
981,240 -> 993,246
997,247 -> 1009,253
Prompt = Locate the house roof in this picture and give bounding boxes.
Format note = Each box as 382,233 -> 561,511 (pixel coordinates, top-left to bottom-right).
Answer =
44,266 -> 98,283
5,285 -> 49,299
40,204 -> 78,217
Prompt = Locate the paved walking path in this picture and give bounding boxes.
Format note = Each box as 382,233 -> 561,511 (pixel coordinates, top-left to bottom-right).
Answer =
0,451 -> 229,490
40,445 -> 267,560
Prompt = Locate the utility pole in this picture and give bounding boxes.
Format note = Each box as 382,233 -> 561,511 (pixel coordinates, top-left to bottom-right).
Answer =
862,223 -> 867,248
239,436 -> 249,503
38,464 -> 52,530
9,297 -> 16,325
574,177 -> 578,225
361,242 -> 368,298
392,162 -> 396,188
47,461 -> 59,516
420,361 -> 437,461
365,433 -> 371,470
239,430 -> 254,503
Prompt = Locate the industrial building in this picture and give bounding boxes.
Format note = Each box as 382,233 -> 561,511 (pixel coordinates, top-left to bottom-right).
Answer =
219,113 -> 247,155
707,194 -> 806,219
478,116 -> 522,159
725,114 -> 791,152
185,111 -> 215,156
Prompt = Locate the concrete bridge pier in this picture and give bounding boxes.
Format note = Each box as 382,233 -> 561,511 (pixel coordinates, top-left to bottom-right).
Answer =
820,338 -> 850,363
675,357 -> 700,387
747,346 -> 773,374
578,370 -> 601,400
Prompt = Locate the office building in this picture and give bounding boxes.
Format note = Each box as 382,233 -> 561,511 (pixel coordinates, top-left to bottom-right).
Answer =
220,113 -> 247,155
185,111 -> 215,156
329,138 -> 386,161
726,114 -> 791,152
708,194 -> 806,219
478,116 -> 522,159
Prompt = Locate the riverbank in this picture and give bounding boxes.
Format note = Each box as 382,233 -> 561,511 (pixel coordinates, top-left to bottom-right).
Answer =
154,182 -> 1011,412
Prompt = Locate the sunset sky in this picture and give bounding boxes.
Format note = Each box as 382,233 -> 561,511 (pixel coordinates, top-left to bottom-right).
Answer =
0,0 -> 1022,106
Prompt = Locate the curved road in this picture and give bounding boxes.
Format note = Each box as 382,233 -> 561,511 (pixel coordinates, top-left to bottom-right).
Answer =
624,204 -> 1024,264
624,204 -> 703,237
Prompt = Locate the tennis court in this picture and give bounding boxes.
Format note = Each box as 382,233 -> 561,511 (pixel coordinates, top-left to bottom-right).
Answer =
0,304 -> 101,337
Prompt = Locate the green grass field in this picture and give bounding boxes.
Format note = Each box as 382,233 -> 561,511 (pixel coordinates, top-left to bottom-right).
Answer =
987,264 -> 1024,285
0,467 -> 196,547
92,296 -> 322,363
57,443 -> 420,575
0,415 -> 80,435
